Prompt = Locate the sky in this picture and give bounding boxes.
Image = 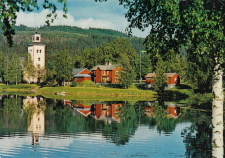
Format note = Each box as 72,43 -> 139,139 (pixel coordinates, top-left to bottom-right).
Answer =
15,0 -> 150,38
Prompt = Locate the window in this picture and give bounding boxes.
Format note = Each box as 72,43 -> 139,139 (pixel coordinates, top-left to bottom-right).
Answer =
36,50 -> 38,53
40,50 -> 42,53
38,57 -> 40,61
36,37 -> 39,41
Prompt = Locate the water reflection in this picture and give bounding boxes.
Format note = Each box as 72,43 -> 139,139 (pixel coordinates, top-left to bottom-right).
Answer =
23,96 -> 45,145
0,95 -> 214,157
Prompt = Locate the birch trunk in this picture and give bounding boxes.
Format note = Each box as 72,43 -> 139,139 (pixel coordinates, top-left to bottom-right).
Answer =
212,61 -> 224,158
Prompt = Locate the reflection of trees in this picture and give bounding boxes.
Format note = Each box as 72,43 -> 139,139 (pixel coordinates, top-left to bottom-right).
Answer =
0,96 -> 26,133
181,109 -> 212,157
147,101 -> 183,133
107,103 -> 138,145
54,100 -> 74,132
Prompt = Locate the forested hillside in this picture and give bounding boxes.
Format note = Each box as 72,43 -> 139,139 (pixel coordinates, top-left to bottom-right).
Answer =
0,25 -> 145,57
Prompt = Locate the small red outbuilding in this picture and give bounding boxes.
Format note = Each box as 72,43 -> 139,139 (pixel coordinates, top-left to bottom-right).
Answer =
145,73 -> 180,89
72,68 -> 91,83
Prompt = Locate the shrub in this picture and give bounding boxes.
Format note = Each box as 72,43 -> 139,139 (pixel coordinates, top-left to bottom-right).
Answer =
71,81 -> 78,87
78,80 -> 95,87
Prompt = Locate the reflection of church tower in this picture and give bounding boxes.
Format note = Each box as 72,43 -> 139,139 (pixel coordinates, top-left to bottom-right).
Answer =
23,96 -> 45,145
28,33 -> 46,69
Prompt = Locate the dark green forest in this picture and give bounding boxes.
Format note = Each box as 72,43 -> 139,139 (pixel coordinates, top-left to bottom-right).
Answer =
0,25 -> 145,57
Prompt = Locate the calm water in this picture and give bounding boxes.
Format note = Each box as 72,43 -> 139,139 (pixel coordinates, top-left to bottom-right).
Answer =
0,95 -> 212,158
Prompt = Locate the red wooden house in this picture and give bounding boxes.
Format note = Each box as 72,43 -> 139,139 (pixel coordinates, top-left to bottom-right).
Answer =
72,68 -> 91,83
91,64 -> 121,83
145,73 -> 180,89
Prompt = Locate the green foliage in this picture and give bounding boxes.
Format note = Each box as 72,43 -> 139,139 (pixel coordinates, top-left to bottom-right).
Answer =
0,0 -> 67,46
120,0 -> 225,91
54,103 -> 74,133
0,96 -> 25,130
139,53 -> 152,79
153,60 -> 168,92
78,80 -> 95,87
23,53 -> 36,84
0,52 -> 4,80
0,25 -> 144,58
3,54 -> 22,85
70,81 -> 78,87
36,65 -> 47,84
54,50 -> 74,86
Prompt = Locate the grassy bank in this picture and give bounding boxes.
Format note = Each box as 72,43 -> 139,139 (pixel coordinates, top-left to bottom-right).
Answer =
0,83 -> 157,101
0,83 -> 211,101
38,85 -> 158,101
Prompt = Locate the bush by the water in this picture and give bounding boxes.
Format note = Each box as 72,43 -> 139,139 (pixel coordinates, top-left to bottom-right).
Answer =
78,80 -> 96,87
71,81 -> 78,87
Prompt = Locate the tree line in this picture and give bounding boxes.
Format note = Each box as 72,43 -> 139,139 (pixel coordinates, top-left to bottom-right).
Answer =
0,36 -> 215,91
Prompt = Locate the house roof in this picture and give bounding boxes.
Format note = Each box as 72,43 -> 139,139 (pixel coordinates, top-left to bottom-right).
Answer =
74,74 -> 91,78
72,68 -> 90,75
145,73 -> 178,78
91,65 -> 117,71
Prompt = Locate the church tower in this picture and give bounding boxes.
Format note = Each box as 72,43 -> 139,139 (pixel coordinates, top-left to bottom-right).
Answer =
24,32 -> 46,83
28,32 -> 46,69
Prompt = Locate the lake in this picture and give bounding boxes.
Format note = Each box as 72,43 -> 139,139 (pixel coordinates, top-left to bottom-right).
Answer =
0,95 -> 213,157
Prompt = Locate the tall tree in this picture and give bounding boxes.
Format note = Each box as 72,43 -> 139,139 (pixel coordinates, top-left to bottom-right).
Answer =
3,54 -> 21,85
153,60 -> 168,93
139,53 -> 152,80
54,50 -> 73,86
23,53 -> 36,84
0,52 -> 5,82
36,64 -> 46,85
117,0 -> 225,156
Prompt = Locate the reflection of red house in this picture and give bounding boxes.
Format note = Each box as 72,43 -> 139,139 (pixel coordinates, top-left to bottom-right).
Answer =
145,73 -> 180,89
91,63 -> 121,83
145,106 -> 154,117
64,100 -> 92,117
91,103 -> 122,122
73,102 -> 91,117
167,106 -> 181,119
72,68 -> 91,83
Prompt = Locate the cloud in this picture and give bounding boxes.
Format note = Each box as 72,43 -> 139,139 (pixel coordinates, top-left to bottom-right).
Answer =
16,10 -> 148,38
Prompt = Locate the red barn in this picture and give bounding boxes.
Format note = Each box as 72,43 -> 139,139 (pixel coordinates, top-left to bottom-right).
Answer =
145,73 -> 180,89
91,64 -> 121,83
72,68 -> 91,83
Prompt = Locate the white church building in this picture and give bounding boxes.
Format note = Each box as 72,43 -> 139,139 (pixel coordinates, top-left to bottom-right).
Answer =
23,32 -> 46,83
28,33 -> 46,69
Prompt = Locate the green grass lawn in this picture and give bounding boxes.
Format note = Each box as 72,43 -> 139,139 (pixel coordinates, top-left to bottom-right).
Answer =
0,83 -> 157,101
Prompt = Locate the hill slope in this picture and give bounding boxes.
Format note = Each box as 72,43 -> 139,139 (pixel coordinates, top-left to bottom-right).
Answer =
0,25 -> 145,57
